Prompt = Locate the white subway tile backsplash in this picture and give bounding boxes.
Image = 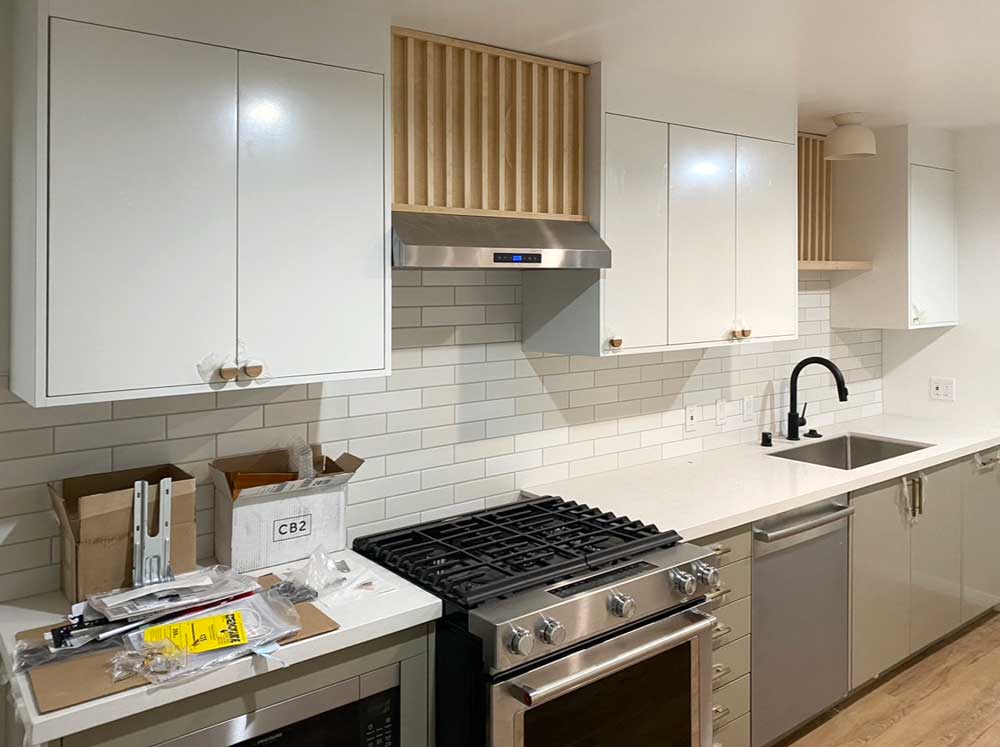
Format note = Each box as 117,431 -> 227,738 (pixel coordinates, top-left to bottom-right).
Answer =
0,278 -> 881,602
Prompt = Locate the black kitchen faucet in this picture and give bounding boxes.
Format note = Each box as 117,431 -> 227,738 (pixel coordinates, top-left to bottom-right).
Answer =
787,356 -> 849,440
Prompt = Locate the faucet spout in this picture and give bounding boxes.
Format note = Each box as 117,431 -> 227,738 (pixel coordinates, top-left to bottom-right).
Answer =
787,356 -> 849,441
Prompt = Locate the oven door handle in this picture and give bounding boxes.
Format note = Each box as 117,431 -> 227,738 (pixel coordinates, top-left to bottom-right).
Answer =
506,609 -> 716,707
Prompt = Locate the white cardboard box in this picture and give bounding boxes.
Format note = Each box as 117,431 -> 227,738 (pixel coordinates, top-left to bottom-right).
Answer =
211,449 -> 364,572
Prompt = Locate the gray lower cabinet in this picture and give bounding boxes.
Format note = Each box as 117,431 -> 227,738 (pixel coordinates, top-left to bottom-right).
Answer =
961,451 -> 1000,621
851,460 -> 963,689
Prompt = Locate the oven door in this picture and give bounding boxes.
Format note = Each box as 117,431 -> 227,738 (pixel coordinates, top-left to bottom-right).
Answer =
489,605 -> 715,747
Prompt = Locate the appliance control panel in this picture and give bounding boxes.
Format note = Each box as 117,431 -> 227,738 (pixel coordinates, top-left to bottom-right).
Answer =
493,252 -> 542,264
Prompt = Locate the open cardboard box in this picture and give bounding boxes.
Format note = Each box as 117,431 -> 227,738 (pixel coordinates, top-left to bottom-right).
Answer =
50,465 -> 197,602
211,448 -> 364,572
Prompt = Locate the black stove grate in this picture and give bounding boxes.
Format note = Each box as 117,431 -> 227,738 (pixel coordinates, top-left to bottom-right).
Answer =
353,496 -> 680,607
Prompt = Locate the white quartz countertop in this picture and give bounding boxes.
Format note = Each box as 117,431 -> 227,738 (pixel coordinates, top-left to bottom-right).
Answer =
527,414 -> 1000,540
0,550 -> 441,745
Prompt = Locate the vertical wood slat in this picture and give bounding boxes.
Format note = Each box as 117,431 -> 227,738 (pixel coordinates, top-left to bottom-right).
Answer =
798,134 -> 833,261
392,27 -> 589,220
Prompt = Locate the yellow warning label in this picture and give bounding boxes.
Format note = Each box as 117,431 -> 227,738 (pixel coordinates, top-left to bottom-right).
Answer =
143,611 -> 248,653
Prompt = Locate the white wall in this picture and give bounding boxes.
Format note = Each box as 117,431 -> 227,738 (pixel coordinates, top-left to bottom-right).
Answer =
883,127 -> 1000,420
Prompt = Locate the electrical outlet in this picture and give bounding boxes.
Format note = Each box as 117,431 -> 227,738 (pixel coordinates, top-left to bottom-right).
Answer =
743,395 -> 755,423
685,405 -> 699,433
930,377 -> 956,402
715,399 -> 727,426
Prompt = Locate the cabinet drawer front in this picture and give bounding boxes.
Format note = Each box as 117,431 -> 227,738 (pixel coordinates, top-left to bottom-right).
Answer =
713,713 -> 750,747
712,674 -> 750,730
712,597 -> 751,649
712,635 -> 750,690
693,526 -> 751,567
710,558 -> 751,608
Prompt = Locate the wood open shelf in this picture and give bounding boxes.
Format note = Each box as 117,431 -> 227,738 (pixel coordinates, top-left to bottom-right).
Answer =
798,260 -> 874,271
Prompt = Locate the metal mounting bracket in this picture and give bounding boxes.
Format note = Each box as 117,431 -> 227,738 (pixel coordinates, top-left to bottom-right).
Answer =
132,477 -> 174,587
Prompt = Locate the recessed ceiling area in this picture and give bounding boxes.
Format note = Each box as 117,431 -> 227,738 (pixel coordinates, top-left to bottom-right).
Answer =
388,0 -> 1000,134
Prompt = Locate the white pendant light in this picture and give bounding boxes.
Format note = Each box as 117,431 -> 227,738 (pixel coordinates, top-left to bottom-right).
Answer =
824,112 -> 877,160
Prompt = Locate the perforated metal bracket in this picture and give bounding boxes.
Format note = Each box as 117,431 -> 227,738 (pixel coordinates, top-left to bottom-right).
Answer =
132,477 -> 174,587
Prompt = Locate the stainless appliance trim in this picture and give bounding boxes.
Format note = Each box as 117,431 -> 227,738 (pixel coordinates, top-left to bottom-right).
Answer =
156,663 -> 400,747
470,542 -> 717,673
752,505 -> 854,543
391,211 -> 612,269
489,603 -> 716,747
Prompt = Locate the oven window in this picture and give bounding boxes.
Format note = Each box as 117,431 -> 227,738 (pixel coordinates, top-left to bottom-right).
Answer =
234,688 -> 399,747
523,643 -> 692,747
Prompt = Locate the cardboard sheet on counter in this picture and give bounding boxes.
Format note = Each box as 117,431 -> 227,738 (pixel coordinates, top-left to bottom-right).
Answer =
17,597 -> 339,714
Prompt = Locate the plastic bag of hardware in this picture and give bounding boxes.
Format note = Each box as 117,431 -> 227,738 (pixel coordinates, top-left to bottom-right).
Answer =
284,547 -> 393,604
286,436 -> 317,481
88,566 -> 261,621
109,639 -> 187,682
121,590 -> 300,683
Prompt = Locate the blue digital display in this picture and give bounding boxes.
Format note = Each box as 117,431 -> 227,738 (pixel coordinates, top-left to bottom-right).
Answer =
493,252 -> 542,264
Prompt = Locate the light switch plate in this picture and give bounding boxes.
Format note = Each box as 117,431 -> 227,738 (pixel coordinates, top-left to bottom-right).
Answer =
743,395 -> 755,423
930,377 -> 956,402
685,405 -> 698,433
715,400 -> 727,426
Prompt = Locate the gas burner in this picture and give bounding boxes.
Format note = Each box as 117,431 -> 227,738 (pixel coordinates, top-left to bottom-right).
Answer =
353,496 -> 680,607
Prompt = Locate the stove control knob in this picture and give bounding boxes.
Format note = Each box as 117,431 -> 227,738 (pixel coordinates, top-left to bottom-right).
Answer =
694,561 -> 722,590
608,591 -> 637,619
539,619 -> 567,646
508,626 -> 535,657
671,570 -> 698,597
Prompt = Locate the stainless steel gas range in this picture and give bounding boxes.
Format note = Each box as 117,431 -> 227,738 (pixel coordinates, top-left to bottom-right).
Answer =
354,496 -> 721,747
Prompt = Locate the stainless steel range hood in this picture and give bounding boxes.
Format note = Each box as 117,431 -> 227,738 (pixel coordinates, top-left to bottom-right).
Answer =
392,211 -> 611,269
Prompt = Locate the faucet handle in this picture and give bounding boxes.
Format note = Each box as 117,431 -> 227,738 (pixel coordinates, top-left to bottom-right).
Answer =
798,402 -> 808,426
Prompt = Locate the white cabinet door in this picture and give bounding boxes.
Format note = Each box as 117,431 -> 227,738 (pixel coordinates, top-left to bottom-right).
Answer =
736,138 -> 797,339
909,462 -> 963,652
602,114 -> 669,351
909,164 -> 957,326
47,20 -> 237,396
668,125 -> 736,345
961,454 -> 1000,622
238,52 -> 385,379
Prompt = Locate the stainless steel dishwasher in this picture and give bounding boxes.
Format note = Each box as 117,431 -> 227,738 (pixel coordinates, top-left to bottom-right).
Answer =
751,498 -> 853,747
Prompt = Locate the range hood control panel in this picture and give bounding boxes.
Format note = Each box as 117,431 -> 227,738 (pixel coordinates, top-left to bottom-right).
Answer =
493,252 -> 542,264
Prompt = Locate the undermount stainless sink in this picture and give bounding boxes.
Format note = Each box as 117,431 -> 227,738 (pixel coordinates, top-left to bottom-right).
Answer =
769,433 -> 932,470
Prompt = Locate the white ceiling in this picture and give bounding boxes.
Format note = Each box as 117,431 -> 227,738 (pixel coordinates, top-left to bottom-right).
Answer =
388,0 -> 1000,134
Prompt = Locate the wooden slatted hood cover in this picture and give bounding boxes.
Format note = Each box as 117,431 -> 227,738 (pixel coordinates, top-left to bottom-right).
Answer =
392,27 -> 589,222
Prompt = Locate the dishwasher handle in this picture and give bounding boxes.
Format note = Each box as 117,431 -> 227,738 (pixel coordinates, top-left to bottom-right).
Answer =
752,505 -> 854,543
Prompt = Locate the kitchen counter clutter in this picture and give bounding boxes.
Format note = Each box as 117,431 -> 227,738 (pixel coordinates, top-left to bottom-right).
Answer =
527,414 -> 1000,540
0,551 -> 441,746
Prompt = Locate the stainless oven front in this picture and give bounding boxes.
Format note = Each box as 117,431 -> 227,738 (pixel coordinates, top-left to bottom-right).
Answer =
489,603 -> 716,747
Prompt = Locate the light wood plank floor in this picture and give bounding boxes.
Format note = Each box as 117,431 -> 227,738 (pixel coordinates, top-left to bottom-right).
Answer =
780,613 -> 1000,747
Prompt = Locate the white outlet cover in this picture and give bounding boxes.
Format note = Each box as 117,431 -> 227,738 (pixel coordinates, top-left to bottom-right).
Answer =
930,376 -> 956,402
715,399 -> 727,426
743,395 -> 755,423
685,405 -> 699,433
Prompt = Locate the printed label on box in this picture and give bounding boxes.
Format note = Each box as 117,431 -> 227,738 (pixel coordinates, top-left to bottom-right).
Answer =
273,514 -> 313,542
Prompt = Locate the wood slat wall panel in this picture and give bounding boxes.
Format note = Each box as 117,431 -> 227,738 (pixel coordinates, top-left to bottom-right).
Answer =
392,27 -> 588,221
798,133 -> 833,261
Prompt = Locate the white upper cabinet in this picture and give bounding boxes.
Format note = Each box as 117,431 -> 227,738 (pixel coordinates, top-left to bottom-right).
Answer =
602,114 -> 669,350
12,8 -> 389,406
47,20 -> 238,397
831,125 -> 958,330
736,137 -> 798,340
667,125 -> 737,346
237,52 -> 385,381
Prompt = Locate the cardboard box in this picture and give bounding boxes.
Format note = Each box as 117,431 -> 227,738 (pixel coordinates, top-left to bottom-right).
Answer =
211,448 -> 363,572
49,465 -> 197,602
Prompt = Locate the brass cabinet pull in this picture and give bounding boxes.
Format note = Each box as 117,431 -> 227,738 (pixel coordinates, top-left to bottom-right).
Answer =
609,337 -> 623,349
712,704 -> 731,724
710,543 -> 732,559
706,587 -> 733,603
712,622 -> 733,640
218,366 -> 239,381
